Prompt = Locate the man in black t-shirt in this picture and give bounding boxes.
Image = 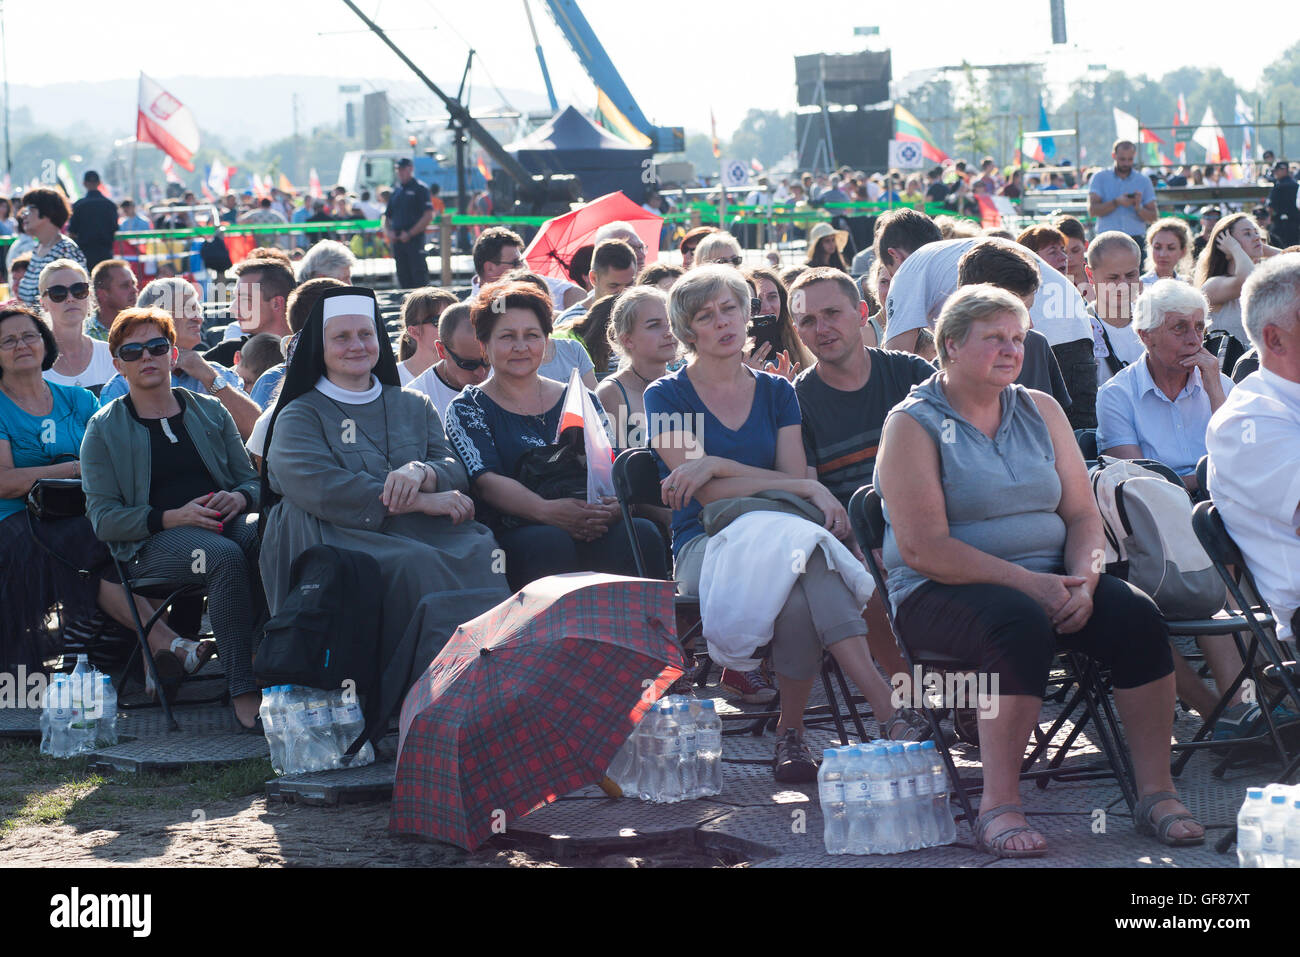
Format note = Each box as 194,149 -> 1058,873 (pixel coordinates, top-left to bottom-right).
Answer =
789,267 -> 935,679
68,171 -> 119,270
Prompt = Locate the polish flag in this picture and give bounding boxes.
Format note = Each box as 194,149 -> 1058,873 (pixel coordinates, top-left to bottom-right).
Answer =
308,168 -> 322,199
1193,106 -> 1231,164
136,73 -> 199,172
1173,93 -> 1189,160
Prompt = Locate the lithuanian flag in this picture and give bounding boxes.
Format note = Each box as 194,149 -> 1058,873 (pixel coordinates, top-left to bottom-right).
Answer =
894,105 -> 948,164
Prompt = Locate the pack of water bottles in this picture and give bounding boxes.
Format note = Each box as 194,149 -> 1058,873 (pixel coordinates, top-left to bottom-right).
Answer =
260,685 -> 375,776
605,695 -> 723,802
818,740 -> 957,854
40,655 -> 118,759
1236,783 -> 1300,867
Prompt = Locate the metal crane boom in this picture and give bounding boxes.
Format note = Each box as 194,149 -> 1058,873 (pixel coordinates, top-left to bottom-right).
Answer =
340,0 -> 537,191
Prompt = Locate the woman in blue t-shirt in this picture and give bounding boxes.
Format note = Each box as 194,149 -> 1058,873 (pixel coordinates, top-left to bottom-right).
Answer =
0,305 -> 214,678
643,266 -> 929,784
443,280 -> 666,591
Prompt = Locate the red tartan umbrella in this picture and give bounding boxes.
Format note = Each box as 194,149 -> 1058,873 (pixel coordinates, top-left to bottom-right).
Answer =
389,573 -> 683,850
523,191 -> 662,281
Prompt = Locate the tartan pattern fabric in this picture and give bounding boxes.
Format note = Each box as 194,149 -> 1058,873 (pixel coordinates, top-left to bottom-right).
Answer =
389,573 -> 683,850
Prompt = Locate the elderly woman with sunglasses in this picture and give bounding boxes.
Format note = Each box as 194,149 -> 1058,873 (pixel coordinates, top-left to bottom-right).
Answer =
15,188 -> 85,306
37,258 -> 116,395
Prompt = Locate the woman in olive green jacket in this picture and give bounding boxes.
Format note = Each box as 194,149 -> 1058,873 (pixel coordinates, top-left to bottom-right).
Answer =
81,307 -> 265,730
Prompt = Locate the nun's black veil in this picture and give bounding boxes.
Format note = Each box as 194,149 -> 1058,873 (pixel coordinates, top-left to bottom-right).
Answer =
258,285 -> 399,531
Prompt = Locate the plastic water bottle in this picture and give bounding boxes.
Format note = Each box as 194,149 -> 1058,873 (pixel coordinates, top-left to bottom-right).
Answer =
887,744 -> 921,851
654,701 -> 682,803
94,675 -> 118,747
608,731 -> 640,797
674,702 -> 698,799
281,687 -> 310,774
1262,794 -> 1289,867
331,688 -> 374,768
43,675 -> 73,758
68,656 -> 97,754
819,748 -> 848,854
303,691 -> 340,770
922,741 -> 957,845
904,742 -> 939,847
636,705 -> 662,801
260,686 -> 286,775
1237,788 -> 1266,868
864,746 -> 894,853
39,678 -> 55,756
695,700 -> 722,797
1284,800 -> 1300,868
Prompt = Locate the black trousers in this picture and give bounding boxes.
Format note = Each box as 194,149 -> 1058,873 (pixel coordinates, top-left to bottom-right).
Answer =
894,574 -> 1173,698
495,519 -> 667,593
392,236 -> 429,289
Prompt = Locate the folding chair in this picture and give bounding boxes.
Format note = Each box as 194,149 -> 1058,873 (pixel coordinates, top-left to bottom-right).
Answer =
1101,456 -> 1280,773
613,448 -> 869,746
1188,503 -> 1300,781
111,557 -> 219,733
1073,428 -> 1098,463
848,485 -> 1142,828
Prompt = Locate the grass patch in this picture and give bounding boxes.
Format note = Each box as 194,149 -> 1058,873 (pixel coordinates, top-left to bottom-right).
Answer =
0,740 -> 271,832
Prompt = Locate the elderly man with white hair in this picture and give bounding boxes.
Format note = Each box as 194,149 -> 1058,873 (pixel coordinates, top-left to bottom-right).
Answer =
1096,278 -> 1233,489
594,220 -> 647,272
296,239 -> 355,284
1207,254 -> 1300,645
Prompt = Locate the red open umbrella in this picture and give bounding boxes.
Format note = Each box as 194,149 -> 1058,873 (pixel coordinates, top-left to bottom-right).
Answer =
389,573 -> 683,851
523,191 -> 662,281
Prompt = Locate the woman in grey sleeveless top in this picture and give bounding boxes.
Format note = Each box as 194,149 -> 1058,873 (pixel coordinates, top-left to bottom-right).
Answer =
873,285 -> 1202,858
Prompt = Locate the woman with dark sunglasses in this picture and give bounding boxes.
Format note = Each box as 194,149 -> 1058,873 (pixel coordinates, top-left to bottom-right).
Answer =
406,302 -> 490,420
396,287 -> 458,384
81,307 -> 263,726
15,187 -> 85,305
38,258 -> 115,395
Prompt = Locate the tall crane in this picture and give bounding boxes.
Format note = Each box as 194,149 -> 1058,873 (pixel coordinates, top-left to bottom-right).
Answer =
538,0 -> 684,153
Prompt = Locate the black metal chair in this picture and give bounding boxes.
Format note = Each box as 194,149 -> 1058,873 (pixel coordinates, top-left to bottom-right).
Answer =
1190,503 -> 1300,785
111,557 -> 221,733
848,485 -> 1142,828
1073,428 -> 1098,463
612,448 -> 869,745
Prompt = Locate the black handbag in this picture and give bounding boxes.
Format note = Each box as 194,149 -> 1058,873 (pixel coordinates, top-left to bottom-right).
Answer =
498,441 -> 588,530
25,477 -> 86,521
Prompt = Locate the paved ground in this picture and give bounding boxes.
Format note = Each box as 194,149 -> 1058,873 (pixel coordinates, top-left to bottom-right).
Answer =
2,658 -> 1279,867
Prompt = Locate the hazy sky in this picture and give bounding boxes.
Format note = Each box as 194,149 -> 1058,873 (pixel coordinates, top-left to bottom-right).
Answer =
8,0 -> 1293,134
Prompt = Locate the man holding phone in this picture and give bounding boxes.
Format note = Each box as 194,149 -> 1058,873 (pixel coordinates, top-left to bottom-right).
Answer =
1088,140 -> 1158,245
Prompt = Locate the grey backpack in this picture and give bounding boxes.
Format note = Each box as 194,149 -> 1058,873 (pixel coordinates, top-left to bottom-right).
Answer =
1091,456 -> 1226,620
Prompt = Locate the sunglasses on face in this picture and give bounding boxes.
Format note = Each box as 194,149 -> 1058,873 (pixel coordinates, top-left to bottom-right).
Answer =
115,337 -> 172,362
43,282 -> 90,303
709,256 -> 743,266
444,344 -> 488,371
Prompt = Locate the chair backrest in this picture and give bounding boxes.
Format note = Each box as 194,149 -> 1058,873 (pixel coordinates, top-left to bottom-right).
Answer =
1074,428 -> 1098,461
612,448 -> 666,509
1195,454 -> 1209,499
848,485 -> 885,552
1190,500 -> 1244,571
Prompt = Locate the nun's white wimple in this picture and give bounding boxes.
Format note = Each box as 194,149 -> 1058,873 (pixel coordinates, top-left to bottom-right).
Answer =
321,294 -> 375,331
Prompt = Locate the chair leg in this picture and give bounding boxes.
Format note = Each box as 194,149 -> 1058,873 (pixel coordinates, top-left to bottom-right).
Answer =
829,656 -> 870,742
1070,654 -> 1137,814
117,576 -> 180,733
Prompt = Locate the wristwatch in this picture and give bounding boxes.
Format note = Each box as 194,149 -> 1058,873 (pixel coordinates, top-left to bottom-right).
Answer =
207,375 -> 230,396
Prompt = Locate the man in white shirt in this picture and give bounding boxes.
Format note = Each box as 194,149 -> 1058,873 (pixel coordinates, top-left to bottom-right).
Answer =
877,208 -> 1096,423
1207,254 -> 1300,644
1095,281 -> 1231,489
406,302 -> 490,420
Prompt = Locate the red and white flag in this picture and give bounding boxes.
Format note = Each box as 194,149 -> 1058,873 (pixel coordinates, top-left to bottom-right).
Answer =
136,73 -> 200,172
161,155 -> 184,185
308,168 -> 323,199
1193,106 -> 1231,164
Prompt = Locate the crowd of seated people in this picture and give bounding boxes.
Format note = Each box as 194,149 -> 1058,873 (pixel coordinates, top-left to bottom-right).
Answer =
13,198 -> 1300,863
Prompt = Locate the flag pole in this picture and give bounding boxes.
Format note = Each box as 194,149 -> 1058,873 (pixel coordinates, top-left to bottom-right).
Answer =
131,74 -> 140,204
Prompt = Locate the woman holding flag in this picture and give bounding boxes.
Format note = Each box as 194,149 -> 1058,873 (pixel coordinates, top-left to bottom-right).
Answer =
444,280 -> 666,591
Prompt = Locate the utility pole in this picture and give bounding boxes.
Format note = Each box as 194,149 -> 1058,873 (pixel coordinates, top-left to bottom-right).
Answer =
0,0 -> 11,180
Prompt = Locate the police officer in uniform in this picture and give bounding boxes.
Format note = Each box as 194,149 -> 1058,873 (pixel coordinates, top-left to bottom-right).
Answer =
383,157 -> 434,288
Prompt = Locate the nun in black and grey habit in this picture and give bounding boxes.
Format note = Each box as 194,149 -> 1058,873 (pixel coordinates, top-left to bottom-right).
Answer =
259,286 -> 508,670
